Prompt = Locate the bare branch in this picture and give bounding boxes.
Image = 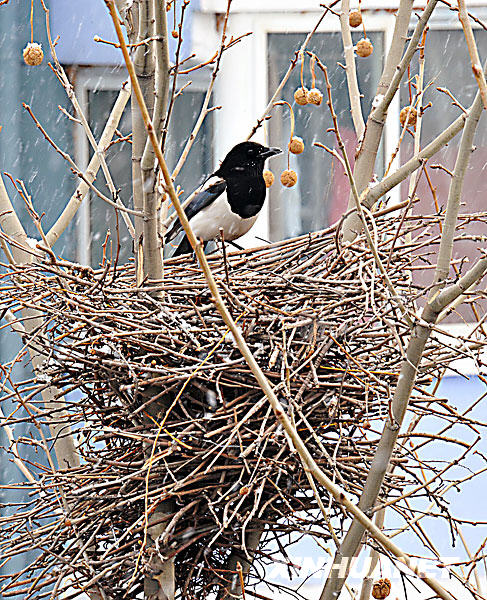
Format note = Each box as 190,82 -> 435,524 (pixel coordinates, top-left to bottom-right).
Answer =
339,0 -> 365,139
458,0 -> 487,110
46,84 -> 131,247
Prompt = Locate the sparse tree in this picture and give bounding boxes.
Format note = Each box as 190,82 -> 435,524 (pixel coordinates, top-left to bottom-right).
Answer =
1,1 -> 487,599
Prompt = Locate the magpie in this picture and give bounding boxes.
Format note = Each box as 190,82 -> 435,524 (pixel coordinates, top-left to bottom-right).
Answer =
166,141 -> 282,256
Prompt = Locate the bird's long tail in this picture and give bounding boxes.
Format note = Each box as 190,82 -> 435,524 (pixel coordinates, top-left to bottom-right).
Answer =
172,235 -> 193,256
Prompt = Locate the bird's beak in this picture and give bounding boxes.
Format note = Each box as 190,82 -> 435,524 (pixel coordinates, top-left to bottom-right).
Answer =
259,146 -> 282,159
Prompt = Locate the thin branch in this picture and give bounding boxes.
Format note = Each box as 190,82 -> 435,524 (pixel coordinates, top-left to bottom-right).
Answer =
40,2 -> 135,240
316,59 -> 413,326
343,0 -> 438,241
458,0 -> 487,110
432,64 -> 485,290
339,0 -> 365,139
246,0 -> 341,141
362,107 -> 470,209
171,0 -> 233,180
0,405 -> 37,483
23,103 -> 142,221
46,84 -> 130,246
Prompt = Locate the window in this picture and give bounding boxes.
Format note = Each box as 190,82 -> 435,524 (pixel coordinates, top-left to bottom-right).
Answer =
268,31 -> 384,240
399,27 -> 487,323
75,66 -> 213,266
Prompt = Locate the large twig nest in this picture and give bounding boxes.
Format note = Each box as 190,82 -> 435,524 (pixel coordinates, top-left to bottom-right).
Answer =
0,214 -> 463,598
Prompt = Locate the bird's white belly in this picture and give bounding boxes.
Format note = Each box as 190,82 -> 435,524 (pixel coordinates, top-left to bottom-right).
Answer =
189,194 -> 258,241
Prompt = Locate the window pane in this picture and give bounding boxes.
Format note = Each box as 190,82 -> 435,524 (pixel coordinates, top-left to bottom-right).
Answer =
88,89 -> 132,267
87,89 -> 212,266
400,29 -> 487,322
268,31 -> 384,240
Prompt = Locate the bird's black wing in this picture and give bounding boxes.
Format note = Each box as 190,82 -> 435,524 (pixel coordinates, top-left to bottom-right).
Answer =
165,177 -> 227,242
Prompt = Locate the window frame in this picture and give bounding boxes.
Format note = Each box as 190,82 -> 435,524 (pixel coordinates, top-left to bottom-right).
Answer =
207,3 -> 487,241
210,10 -> 398,242
74,65 -> 212,265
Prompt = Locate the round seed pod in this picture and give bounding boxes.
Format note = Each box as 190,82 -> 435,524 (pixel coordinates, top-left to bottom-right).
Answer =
307,88 -> 323,106
23,42 -> 44,66
289,136 -> 305,154
263,170 -> 275,188
372,578 -> 391,600
356,38 -> 373,58
281,169 -> 298,188
294,87 -> 309,106
172,30 -> 179,38
349,10 -> 362,27
399,106 -> 418,127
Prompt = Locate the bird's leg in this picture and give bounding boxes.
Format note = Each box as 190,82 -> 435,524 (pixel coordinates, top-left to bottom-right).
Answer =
219,228 -> 230,286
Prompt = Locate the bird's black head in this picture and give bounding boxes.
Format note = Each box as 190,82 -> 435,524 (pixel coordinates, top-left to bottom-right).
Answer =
216,141 -> 281,179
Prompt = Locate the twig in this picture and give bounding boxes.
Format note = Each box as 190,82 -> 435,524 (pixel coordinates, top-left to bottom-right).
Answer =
46,84 -> 130,247
457,0 -> 487,110
342,0 -> 438,241
339,0 -> 365,139
246,0 -> 341,141
171,0 -> 234,180
40,1 -> 135,240
23,103 -> 142,220
316,59 -> 414,326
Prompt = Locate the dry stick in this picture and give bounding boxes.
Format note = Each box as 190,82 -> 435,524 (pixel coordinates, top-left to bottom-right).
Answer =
105,6 -> 468,600
217,530 -> 263,600
4,175 -> 70,291
439,0 -> 487,30
394,443 -> 487,598
361,105 -> 471,210
46,84 -> 130,247
157,0 -> 191,236
458,0 -> 487,110
0,405 -> 36,483
319,75 -> 487,600
406,28 -> 428,204
140,0 -> 169,284
23,103 -> 143,218
456,527 -> 487,597
339,0 -> 365,139
432,60 -> 486,291
160,0 -> 190,154
317,61 -> 413,327
343,0 -> 438,241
